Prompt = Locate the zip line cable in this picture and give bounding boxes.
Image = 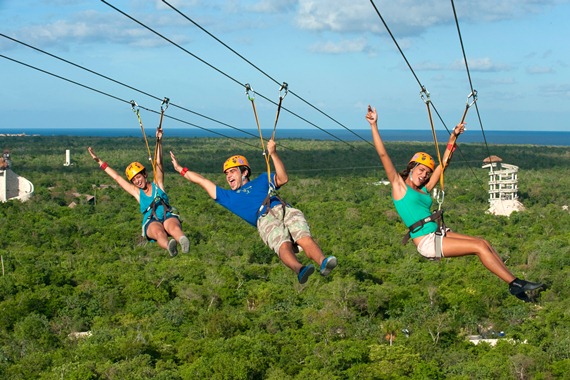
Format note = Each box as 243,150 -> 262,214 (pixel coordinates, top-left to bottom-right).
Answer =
100,0 -> 362,151
0,54 -> 261,149
368,0 -> 451,134
369,0 -> 484,188
2,53 -> 383,174
161,0 -> 373,148
0,33 -> 269,144
450,0 -> 494,165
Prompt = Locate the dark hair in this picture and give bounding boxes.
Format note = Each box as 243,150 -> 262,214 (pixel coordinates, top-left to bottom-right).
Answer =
399,162 -> 431,187
399,161 -> 416,180
239,166 -> 251,180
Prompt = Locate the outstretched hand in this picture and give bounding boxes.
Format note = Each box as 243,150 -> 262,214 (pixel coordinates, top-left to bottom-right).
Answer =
366,105 -> 378,125
169,151 -> 182,172
87,147 -> 100,163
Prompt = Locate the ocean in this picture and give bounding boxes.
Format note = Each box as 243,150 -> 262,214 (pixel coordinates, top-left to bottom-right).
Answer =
1,128 -> 570,146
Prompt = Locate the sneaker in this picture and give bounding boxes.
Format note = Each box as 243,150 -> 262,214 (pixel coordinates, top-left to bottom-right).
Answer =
167,239 -> 178,257
180,236 -> 190,254
297,265 -> 315,284
509,278 -> 544,296
320,256 -> 337,276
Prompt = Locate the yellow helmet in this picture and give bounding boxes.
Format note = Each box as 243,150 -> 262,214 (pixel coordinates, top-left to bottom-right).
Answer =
409,152 -> 435,171
223,155 -> 250,173
125,162 -> 146,181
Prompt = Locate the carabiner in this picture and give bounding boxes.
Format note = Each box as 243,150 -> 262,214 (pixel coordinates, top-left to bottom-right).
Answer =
130,100 -> 139,113
436,189 -> 445,210
245,83 -> 255,101
279,82 -> 288,99
161,97 -> 170,112
466,90 -> 477,108
420,86 -> 431,104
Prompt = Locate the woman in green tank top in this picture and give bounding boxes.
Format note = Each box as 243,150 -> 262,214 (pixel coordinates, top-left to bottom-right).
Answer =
366,105 -> 543,302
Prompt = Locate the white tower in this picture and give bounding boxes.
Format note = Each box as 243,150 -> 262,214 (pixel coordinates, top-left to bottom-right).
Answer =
64,149 -> 71,166
482,155 -> 524,216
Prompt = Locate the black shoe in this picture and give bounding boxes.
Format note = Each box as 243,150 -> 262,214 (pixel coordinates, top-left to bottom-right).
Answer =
513,292 -> 532,303
509,278 -> 544,295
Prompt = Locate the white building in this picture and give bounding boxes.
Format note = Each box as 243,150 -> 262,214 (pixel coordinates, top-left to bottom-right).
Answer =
482,155 -> 524,216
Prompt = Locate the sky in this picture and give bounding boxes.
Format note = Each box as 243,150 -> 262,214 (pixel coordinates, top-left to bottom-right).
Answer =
1,0 -> 569,139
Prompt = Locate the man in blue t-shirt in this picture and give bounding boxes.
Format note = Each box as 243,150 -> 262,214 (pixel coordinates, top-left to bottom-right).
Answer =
170,139 -> 336,284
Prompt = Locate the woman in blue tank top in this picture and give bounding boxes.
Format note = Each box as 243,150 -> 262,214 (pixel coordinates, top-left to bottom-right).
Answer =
88,127 -> 189,257
366,105 -> 543,302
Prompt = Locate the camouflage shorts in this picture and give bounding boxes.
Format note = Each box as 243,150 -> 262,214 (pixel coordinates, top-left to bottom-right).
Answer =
256,204 -> 312,256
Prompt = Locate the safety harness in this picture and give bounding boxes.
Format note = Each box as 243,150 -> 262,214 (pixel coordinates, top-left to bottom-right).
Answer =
143,193 -> 177,223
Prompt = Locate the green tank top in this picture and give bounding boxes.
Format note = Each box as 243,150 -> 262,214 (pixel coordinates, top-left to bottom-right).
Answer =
393,185 -> 437,239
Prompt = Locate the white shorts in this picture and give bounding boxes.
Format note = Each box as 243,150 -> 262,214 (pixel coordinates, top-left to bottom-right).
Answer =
416,230 -> 449,260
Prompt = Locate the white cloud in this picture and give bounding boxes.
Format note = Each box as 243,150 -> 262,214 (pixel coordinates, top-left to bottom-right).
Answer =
309,38 -> 368,54
246,0 -> 297,13
294,0 -> 565,36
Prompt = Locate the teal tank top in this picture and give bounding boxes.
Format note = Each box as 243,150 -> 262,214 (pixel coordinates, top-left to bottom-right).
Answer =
139,183 -> 170,225
393,185 -> 437,239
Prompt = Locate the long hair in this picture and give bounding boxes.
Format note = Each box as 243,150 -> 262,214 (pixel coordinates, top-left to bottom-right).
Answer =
399,162 -> 416,181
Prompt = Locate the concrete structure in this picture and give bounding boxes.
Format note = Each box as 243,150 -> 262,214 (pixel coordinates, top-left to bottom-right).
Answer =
64,149 -> 71,166
482,156 -> 524,216
0,151 -> 34,202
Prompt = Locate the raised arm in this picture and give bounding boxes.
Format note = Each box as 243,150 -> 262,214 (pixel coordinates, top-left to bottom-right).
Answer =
267,139 -> 288,187
425,122 -> 465,191
366,105 -> 407,198
154,127 -> 165,190
88,147 -> 140,200
170,151 -> 217,199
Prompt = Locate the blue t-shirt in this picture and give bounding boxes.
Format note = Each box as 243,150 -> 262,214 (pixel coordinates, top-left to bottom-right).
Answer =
215,173 -> 283,227
393,185 -> 438,238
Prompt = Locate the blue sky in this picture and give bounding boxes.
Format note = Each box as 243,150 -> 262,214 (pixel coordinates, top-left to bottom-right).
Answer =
1,0 -> 569,137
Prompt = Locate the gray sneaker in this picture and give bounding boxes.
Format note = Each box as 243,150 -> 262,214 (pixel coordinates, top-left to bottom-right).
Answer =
180,236 -> 190,253
319,256 -> 337,276
167,239 -> 178,257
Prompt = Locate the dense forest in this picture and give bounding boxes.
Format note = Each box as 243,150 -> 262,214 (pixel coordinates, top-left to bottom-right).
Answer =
0,135 -> 569,379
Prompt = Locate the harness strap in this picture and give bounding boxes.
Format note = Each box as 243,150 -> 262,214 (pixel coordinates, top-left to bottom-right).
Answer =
258,188 -> 288,220
144,195 -> 174,222
402,209 -> 444,245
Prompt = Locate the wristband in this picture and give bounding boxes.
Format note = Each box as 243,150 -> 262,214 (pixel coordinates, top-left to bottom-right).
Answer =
100,162 -> 108,170
180,167 -> 189,176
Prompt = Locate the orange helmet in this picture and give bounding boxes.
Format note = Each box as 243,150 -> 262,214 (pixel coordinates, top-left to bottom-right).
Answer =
125,162 -> 146,181
223,155 -> 250,173
409,152 -> 435,171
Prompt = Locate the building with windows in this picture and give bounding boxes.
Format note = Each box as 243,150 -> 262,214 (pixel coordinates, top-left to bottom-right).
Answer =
482,155 -> 524,216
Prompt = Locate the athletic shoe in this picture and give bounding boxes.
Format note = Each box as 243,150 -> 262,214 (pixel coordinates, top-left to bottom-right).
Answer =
167,239 -> 178,257
509,278 -> 544,296
513,292 -> 532,303
320,256 -> 337,276
297,265 -> 315,284
180,236 -> 190,254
